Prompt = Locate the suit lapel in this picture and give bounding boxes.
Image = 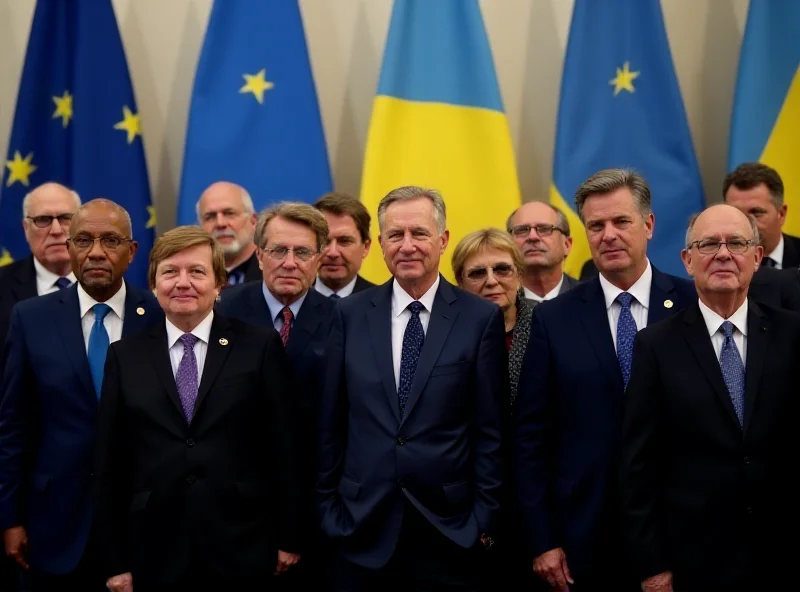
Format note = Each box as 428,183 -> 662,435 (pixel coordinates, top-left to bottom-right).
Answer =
148,324 -> 186,422
121,283 -> 151,338
742,301 -> 768,433
647,268 -> 678,325
681,304 -> 742,429
243,282 -> 273,326
401,280 -> 459,426
286,291 -> 322,361
367,282 -> 401,422
193,315 -> 234,419
578,279 -> 624,392
55,286 -> 95,396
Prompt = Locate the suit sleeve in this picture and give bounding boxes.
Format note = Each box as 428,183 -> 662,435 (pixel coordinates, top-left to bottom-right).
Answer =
93,345 -> 133,578
260,329 -> 304,553
619,332 -> 669,581
0,307 -> 33,530
512,305 -> 559,557
470,306 -> 507,535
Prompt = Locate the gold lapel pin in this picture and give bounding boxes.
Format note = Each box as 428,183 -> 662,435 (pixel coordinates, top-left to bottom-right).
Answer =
219,338 -> 229,346
136,307 -> 145,316
664,299 -> 673,309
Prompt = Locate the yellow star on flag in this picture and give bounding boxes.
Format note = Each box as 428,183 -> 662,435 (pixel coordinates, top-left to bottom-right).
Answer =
52,91 -> 73,128
240,69 -> 274,104
5,151 -> 37,187
609,61 -> 640,96
146,205 -> 157,229
0,248 -> 13,267
114,106 -> 141,144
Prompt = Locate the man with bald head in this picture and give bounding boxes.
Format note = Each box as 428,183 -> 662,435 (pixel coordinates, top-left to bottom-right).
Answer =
0,199 -> 163,590
621,204 -> 800,591
196,181 -> 260,285
507,201 -> 578,301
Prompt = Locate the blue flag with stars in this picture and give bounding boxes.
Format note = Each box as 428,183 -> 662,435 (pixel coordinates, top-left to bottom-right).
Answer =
0,0 -> 154,287
176,0 -> 332,225
552,0 -> 705,278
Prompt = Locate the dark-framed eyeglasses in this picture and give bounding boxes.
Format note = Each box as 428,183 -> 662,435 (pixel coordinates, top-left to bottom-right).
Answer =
509,223 -> 566,239
687,238 -> 755,255
464,263 -> 516,283
27,214 -> 74,228
67,235 -> 133,251
263,245 -> 318,262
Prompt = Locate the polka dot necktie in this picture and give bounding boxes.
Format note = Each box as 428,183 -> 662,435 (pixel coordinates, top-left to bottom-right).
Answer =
176,333 -> 199,423
397,301 -> 425,418
615,292 -> 637,388
719,320 -> 745,426
279,307 -> 293,347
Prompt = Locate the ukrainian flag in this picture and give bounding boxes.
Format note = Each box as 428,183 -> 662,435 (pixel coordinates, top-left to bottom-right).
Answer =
552,0 -> 705,278
359,0 -> 521,284
729,1 -> 800,235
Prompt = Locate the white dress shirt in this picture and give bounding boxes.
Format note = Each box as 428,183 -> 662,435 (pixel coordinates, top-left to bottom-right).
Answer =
77,282 -> 126,352
314,275 -> 358,298
262,283 -> 307,332
598,260 -> 653,353
698,298 -> 748,364
391,276 -> 439,390
166,311 -> 214,380
524,274 -> 565,302
33,257 -> 76,295
766,235 -> 784,269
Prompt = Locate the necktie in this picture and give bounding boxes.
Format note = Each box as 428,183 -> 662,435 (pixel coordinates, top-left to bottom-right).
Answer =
175,333 -> 199,423
55,277 -> 71,290
719,320 -> 745,426
615,292 -> 637,388
398,301 -> 425,418
227,269 -> 245,285
87,303 -> 111,397
279,307 -> 293,347
329,293 -> 341,300
763,256 -> 777,268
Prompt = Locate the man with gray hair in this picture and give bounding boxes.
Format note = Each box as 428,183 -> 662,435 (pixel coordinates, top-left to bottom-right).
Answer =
514,168 -> 695,590
317,185 -> 507,590
196,181 -> 260,285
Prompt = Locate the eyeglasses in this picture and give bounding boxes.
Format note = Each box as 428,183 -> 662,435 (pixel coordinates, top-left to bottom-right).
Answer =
68,235 -> 132,251
464,263 -> 516,283
263,246 -> 318,262
687,238 -> 755,255
27,214 -> 74,228
509,223 -> 566,239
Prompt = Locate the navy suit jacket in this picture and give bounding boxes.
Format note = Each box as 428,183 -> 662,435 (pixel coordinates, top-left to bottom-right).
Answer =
0,257 -> 38,368
316,276 -> 508,569
0,282 -> 162,574
513,266 -> 696,577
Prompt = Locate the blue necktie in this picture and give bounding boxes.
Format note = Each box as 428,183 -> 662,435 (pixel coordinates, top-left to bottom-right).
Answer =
55,277 -> 71,290
87,303 -> 111,397
227,269 -> 245,285
329,293 -> 341,300
719,320 -> 745,426
398,301 -> 425,418
176,333 -> 200,423
616,292 -> 637,388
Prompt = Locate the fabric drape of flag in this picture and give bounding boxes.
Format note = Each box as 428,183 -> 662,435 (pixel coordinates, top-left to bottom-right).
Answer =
0,0 -> 154,287
552,0 -> 704,278
359,0 -> 521,285
176,0 -> 332,225
728,1 -> 800,235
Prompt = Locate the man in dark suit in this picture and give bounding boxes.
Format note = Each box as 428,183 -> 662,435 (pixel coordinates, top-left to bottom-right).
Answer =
313,192 -> 376,298
724,161 -> 800,269
0,199 -> 162,590
317,186 -> 507,591
95,226 -> 302,592
216,201 -> 334,589
513,169 -> 696,591
507,201 -> 579,301
620,204 -> 800,591
196,181 -> 262,285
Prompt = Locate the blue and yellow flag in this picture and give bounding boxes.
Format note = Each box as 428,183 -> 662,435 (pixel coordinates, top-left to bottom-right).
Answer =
359,0 -> 521,284
177,0 -> 332,224
728,1 -> 800,235
0,0 -> 154,287
552,0 -> 704,278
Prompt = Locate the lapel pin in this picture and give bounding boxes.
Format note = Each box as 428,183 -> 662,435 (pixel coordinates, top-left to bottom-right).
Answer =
219,338 -> 229,346
664,299 -> 673,309
136,307 -> 145,316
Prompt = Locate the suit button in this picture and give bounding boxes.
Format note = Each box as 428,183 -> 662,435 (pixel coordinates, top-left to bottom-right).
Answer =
186,474 -> 196,484
186,438 -> 195,447
396,436 -> 405,446
746,506 -> 754,514
743,456 -> 750,464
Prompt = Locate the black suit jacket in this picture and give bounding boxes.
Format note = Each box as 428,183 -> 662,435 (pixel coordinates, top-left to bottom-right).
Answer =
748,266 -> 800,312
620,300 -> 800,590
352,274 -> 376,293
559,273 -> 580,294
781,232 -> 800,268
93,315 -> 302,586
0,256 -> 37,364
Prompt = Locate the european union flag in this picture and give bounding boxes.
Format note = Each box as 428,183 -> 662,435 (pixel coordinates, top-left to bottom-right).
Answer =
177,0 -> 332,225
551,0 -> 705,278
0,0 -> 154,287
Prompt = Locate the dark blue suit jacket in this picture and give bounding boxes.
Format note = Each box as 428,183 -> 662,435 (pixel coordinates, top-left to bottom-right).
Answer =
317,277 -> 508,569
0,282 -> 162,574
513,266 -> 696,578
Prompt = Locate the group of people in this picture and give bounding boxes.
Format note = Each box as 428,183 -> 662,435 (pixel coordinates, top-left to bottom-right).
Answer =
0,161 -> 797,591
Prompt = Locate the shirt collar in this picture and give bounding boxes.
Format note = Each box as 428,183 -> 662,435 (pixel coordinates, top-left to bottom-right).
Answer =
314,274 -> 358,298
698,298 -> 748,338
77,281 -> 127,321
767,235 -> 784,266
599,259 -> 653,310
33,257 -> 76,288
392,275 -> 440,317
262,282 -> 308,323
525,275 -> 565,302
165,310 -> 214,349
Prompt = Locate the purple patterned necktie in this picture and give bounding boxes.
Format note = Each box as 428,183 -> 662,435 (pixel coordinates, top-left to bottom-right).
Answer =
175,333 -> 199,422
